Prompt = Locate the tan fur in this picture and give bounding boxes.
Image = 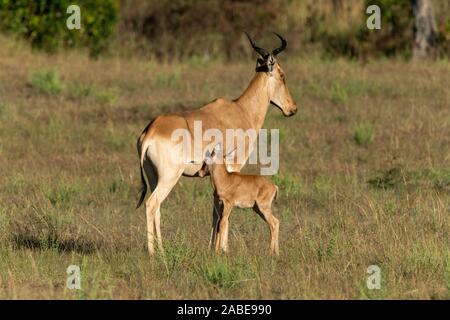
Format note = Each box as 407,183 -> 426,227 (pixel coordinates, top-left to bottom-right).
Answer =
207,149 -> 280,255
137,60 -> 296,256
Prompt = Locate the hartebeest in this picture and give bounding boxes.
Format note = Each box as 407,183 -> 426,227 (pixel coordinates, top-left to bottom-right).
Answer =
205,144 -> 279,255
136,32 -> 297,256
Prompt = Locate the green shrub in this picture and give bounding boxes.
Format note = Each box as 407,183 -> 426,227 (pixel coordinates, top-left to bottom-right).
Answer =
0,0 -> 118,55
0,103 -> 8,118
30,70 -> 63,94
353,123 -> 375,147
198,257 -> 253,290
95,88 -> 118,105
359,0 -> 413,57
154,70 -> 181,88
120,0 -> 285,59
69,82 -> 96,99
330,84 -> 349,105
368,167 -> 403,189
323,0 -> 414,58
272,173 -> 300,197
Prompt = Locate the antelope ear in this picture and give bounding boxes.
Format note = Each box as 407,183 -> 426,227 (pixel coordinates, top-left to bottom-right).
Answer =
204,149 -> 212,163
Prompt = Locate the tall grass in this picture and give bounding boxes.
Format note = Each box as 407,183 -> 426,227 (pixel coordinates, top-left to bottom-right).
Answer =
0,35 -> 449,299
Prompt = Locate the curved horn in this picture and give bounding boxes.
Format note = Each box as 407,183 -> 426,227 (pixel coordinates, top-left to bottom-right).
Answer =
271,32 -> 287,56
244,31 -> 269,58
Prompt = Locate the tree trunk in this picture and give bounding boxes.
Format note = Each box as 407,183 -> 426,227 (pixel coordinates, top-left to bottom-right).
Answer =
411,0 -> 437,59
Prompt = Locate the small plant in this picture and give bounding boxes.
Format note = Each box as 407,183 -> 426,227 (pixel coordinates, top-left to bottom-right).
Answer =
109,178 -> 120,194
47,118 -> 65,139
272,173 -> 300,197
201,261 -> 239,290
162,235 -> 192,271
198,257 -> 253,291
105,125 -> 130,151
384,202 -> 398,216
154,70 -> 181,88
314,175 -> 332,196
30,70 -> 63,94
188,55 -> 210,68
0,206 -> 10,240
330,84 -> 348,105
368,167 -> 403,189
95,88 -> 118,105
432,170 -> 450,192
69,83 -> 96,99
41,182 -> 84,207
0,103 -> 7,117
353,123 -> 375,147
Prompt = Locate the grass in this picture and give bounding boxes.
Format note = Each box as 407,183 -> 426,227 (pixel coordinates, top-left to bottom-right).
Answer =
353,122 -> 375,147
154,69 -> 182,89
198,257 -> 256,293
0,34 -> 449,299
69,82 -> 96,99
0,103 -> 8,117
30,70 -> 64,94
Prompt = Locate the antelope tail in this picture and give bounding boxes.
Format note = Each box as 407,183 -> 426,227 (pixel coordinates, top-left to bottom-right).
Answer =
136,118 -> 156,209
136,138 -> 150,209
136,166 -> 147,209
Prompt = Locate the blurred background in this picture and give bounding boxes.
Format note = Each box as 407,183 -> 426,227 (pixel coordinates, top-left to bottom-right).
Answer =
0,0 -> 449,60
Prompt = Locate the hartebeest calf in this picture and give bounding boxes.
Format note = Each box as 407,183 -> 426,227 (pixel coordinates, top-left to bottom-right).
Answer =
205,145 -> 279,255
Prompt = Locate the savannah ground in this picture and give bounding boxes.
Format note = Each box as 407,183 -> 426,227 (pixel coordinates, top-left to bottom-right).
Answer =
0,35 -> 449,299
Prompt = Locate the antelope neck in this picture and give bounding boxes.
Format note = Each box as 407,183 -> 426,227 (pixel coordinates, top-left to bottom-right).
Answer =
235,72 -> 271,130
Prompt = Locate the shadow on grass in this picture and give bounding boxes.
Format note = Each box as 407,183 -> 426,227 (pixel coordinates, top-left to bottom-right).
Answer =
10,233 -> 103,254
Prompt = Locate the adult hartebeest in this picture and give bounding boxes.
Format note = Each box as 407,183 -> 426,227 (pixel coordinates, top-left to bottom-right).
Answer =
136,32 -> 297,256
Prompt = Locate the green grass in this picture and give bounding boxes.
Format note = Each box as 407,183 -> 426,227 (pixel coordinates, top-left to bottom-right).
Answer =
154,69 -> 182,88
0,103 -> 8,117
69,82 -> 97,99
198,257 -> 255,291
272,173 -> 301,198
95,88 -> 119,105
30,70 -> 63,94
330,84 -> 349,105
0,35 -> 449,299
353,122 -> 375,147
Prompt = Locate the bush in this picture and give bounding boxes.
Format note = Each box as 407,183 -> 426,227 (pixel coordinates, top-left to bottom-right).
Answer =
324,0 -> 414,58
30,70 -> 63,94
0,0 -> 119,55
353,123 -> 375,147
119,0 -> 285,59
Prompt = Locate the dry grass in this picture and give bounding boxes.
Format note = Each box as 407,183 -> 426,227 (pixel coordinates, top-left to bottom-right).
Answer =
0,35 -> 449,299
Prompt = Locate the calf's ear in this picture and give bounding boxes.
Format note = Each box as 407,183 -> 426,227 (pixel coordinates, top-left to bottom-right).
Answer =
204,149 -> 213,164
